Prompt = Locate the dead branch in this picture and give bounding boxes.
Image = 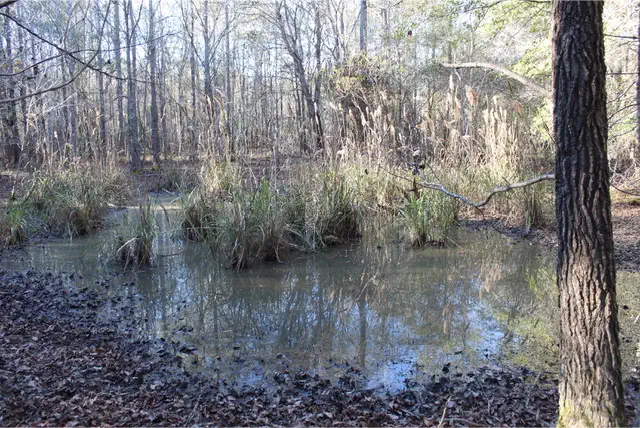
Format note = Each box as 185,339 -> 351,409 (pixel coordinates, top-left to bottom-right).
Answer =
414,168 -> 555,208
0,1 -> 18,10
0,3 -> 149,86
0,1 -> 111,104
611,183 -> 640,198
0,52 -> 98,104
441,62 -> 551,97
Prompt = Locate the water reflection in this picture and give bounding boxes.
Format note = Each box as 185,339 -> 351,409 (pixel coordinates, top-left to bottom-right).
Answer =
2,209 -> 639,390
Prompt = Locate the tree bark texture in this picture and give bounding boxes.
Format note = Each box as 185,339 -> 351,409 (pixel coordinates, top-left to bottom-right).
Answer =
359,0 -> 366,52
636,0 -> 640,158
552,1 -> 625,426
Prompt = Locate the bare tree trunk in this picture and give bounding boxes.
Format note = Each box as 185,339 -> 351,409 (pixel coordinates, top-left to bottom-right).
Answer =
66,0 -> 78,155
189,2 -> 197,158
126,0 -> 140,171
96,0 -> 107,163
553,1 -> 625,426
275,2 -> 322,153
2,7 -> 19,165
148,0 -> 160,167
359,0 -> 367,53
31,39 -> 46,164
382,5 -> 389,56
240,42 -> 246,150
637,0 -> 640,161
113,0 -> 125,156
203,0 -> 212,119
159,30 -> 169,158
17,4 -> 29,163
313,1 -> 323,151
203,0 -> 221,157
225,0 -> 233,153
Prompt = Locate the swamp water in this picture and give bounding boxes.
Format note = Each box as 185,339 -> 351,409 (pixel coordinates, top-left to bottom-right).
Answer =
2,204 -> 639,391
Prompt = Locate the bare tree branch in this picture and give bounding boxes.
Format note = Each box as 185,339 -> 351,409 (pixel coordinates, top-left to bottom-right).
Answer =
0,4 -> 149,85
414,168 -> 555,208
441,62 -> 551,97
0,1 -> 18,10
0,0 -> 110,104
0,49 -> 99,104
611,184 -> 640,197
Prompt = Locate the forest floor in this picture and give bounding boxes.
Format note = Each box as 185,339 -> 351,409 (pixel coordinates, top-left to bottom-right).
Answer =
1,269 -> 638,426
462,201 -> 640,272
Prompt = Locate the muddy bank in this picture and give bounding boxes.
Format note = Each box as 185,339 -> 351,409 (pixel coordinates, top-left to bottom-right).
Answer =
0,269 -> 580,426
461,203 -> 640,272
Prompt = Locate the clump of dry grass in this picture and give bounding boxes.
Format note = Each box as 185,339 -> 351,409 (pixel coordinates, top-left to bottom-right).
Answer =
29,166 -> 131,237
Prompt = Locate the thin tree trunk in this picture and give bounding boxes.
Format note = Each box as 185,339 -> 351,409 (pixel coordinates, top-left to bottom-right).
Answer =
96,0 -> 107,163
148,0 -> 160,166
359,0 -> 367,53
66,0 -> 78,155
189,2 -> 197,157
58,0 -> 69,158
113,0 -> 125,156
275,3 -> 321,153
203,0 -> 212,118
16,2 -> 29,162
159,33 -> 169,158
225,1 -> 233,152
552,1 -> 625,426
2,7 -> 19,165
313,1 -> 323,150
126,0 -> 140,171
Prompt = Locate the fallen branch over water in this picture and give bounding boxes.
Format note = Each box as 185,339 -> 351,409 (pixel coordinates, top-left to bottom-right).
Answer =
414,168 -> 555,208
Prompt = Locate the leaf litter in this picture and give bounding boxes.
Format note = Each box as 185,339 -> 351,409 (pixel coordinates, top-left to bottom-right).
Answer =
0,269 -> 638,426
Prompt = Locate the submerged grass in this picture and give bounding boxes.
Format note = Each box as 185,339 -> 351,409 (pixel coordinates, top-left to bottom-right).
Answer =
400,190 -> 457,247
109,200 -> 159,269
221,178 -> 290,269
1,200 -> 28,246
180,190 -> 220,242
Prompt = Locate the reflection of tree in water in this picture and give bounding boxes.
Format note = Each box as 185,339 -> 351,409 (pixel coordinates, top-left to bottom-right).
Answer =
14,211 -> 640,382
131,227 -> 577,381
476,239 -> 558,371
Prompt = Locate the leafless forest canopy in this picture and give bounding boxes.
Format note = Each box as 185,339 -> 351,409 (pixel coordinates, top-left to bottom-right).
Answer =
0,0 -> 635,175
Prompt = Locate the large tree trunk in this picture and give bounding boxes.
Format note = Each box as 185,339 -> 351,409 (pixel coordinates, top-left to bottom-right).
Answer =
552,1 -> 625,426
637,0 -> 640,161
